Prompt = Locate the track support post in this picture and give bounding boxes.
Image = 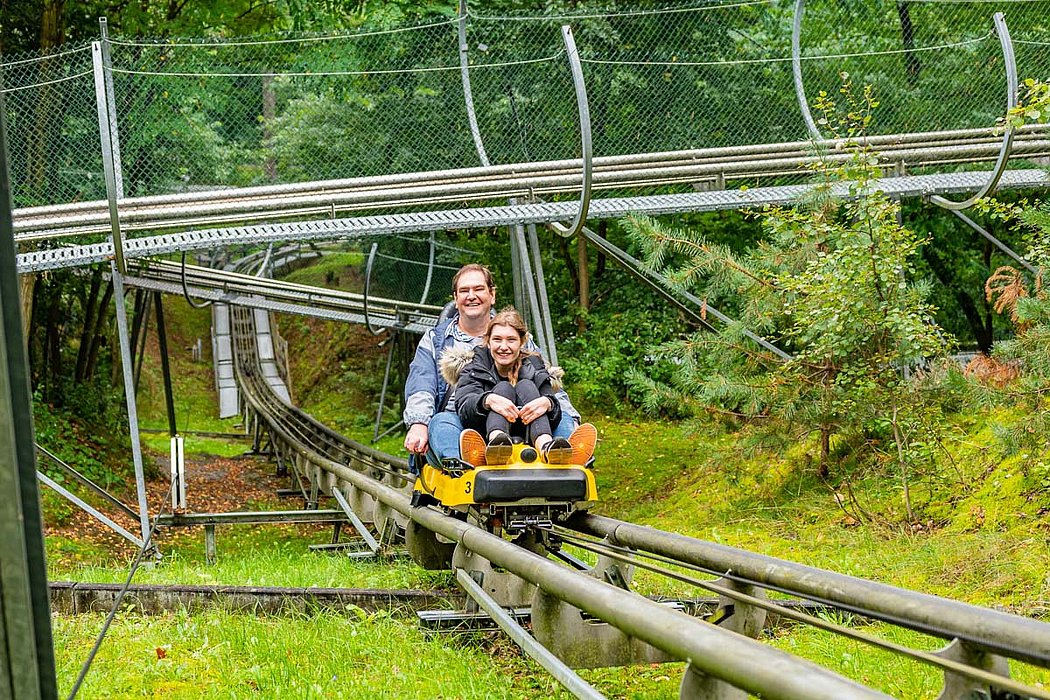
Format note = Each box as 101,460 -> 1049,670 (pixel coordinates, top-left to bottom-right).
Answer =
532,533 -> 669,668
453,544 -> 535,608
679,578 -> 769,699
934,639 -> 1010,700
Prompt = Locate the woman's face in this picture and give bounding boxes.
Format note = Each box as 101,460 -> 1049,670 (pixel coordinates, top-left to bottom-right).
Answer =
488,324 -> 523,371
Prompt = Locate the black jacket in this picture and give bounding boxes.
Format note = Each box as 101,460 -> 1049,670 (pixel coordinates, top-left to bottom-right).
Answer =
455,347 -> 562,429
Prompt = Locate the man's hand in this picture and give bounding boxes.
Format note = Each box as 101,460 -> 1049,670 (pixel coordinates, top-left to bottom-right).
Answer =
404,423 -> 429,454
519,396 -> 553,425
485,393 -> 519,422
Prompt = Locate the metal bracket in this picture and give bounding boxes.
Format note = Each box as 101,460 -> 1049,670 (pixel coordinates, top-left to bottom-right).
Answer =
934,638 -> 1011,700
331,487 -> 380,554
406,518 -> 456,570
452,543 -> 535,608
531,587 -> 673,669
791,0 -> 821,140
930,13 -> 1018,211
550,25 -> 593,240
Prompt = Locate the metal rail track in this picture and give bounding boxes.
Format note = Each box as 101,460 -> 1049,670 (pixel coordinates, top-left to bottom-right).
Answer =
15,168 -> 1050,274
14,126 -> 1050,242
121,259 -> 441,332
225,276 -> 1050,699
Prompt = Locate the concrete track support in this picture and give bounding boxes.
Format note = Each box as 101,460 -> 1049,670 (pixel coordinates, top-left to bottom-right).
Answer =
453,543 -> 535,609
935,639 -> 1010,700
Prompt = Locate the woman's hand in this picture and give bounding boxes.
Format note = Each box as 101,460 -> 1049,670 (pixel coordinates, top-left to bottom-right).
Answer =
485,393 -> 519,422
518,396 -> 553,425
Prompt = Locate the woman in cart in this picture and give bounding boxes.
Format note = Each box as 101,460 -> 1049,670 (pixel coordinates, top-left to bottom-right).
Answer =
445,307 -> 595,466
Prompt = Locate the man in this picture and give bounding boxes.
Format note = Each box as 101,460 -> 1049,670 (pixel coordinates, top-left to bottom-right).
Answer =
403,263 -> 579,469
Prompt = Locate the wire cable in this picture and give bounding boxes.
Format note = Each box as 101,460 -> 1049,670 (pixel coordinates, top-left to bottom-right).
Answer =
107,18 -> 459,48
469,0 -> 774,22
580,32 -> 991,68
107,53 -> 561,79
0,70 -> 93,94
66,480 -> 176,700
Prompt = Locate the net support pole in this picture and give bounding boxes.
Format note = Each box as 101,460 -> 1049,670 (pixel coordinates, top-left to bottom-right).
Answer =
458,0 -> 491,168
930,12 -> 1017,211
0,78 -> 58,700
791,0 -> 822,140
551,24 -> 593,240
111,265 -> 152,544
92,41 -> 126,275
98,17 -> 124,199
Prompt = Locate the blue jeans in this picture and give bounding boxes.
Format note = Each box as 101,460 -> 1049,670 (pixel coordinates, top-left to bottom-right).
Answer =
426,410 -> 575,468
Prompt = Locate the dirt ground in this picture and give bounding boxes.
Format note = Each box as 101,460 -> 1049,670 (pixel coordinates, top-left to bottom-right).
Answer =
45,451 -> 289,556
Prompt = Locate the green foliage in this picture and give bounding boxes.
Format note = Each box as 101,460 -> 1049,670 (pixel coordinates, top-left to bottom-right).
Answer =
626,79 -> 956,518
1004,78 -> 1050,130
968,195 -> 1050,455
34,389 -> 150,504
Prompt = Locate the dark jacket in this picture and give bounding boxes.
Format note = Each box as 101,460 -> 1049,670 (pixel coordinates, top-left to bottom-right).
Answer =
455,347 -> 562,430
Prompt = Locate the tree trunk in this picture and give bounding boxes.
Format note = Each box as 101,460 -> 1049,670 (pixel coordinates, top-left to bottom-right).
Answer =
558,235 -> 579,299
75,269 -> 102,382
85,281 -> 114,381
19,273 -> 35,347
20,1 -> 66,343
921,245 -> 992,352
897,3 -> 921,86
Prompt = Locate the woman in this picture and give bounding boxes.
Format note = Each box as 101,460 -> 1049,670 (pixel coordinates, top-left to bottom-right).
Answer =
451,307 -> 573,465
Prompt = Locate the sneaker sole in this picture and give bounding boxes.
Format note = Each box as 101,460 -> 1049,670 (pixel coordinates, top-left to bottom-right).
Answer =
568,423 -> 597,464
460,429 -> 487,467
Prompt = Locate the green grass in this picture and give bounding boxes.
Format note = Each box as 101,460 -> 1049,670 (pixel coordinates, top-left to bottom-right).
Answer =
54,608 -> 551,700
43,254 -> 1050,699
53,538 -> 454,591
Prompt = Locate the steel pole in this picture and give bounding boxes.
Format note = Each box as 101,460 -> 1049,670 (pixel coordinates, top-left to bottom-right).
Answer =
0,77 -> 57,700
573,514 -> 1050,668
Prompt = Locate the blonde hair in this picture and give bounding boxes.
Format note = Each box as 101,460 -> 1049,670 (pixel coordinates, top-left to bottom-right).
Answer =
484,307 -> 535,384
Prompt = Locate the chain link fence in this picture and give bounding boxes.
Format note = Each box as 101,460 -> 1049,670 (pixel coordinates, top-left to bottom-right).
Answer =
2,0 -> 1049,209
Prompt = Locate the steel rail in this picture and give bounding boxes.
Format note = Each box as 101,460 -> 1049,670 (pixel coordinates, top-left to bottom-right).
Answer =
225,266 -> 1048,698
15,140 -> 1050,243
232,380 -> 890,699
16,124 -> 1050,220
14,134 -> 1050,240
131,259 -> 443,317
548,525 -> 1050,700
15,168 -> 1050,274
570,513 -> 1050,668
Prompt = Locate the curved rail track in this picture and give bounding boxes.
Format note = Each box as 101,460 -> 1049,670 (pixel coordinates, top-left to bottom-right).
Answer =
13,126 -> 1050,243
226,275 -> 1050,700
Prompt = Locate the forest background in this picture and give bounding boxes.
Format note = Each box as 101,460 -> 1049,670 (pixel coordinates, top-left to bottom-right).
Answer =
3,0 -> 1050,530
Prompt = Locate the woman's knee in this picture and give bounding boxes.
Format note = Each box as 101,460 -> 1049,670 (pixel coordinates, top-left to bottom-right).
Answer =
514,378 -> 540,402
492,381 -> 517,401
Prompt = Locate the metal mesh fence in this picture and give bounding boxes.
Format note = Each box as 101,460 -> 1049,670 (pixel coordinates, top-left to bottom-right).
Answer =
1,42 -> 102,208
2,0 -> 1049,209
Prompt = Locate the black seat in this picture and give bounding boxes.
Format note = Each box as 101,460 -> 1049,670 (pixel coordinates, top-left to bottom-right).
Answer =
473,468 -> 587,502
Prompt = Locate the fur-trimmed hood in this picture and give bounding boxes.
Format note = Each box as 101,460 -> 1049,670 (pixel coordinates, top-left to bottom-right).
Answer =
439,346 -> 563,391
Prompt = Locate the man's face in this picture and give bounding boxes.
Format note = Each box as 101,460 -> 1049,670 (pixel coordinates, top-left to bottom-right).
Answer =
454,271 -> 495,323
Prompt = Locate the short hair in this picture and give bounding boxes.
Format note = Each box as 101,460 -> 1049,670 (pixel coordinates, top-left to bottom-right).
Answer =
452,263 -> 495,292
